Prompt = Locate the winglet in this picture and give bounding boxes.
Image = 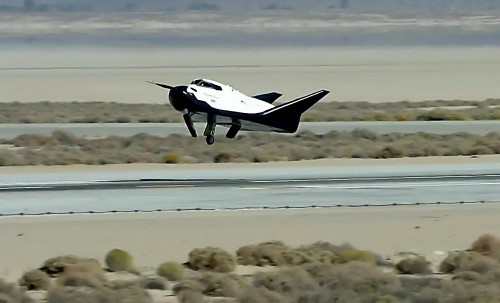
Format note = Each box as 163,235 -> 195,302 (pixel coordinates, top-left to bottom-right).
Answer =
147,81 -> 174,90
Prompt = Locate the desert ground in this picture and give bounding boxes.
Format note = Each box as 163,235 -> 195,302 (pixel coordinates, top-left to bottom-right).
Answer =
1,154 -> 499,174
1,203 -> 499,273
1,46 -> 500,104
1,11 -> 500,302
1,203 -> 500,302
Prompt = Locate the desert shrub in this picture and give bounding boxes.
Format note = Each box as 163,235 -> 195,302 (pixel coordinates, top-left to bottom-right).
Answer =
295,244 -> 337,264
253,267 -> 320,299
194,272 -> 250,297
236,241 -> 379,268
301,261 -> 402,301
51,129 -> 80,145
336,248 -> 378,264
175,289 -> 206,303
139,276 -> 168,290
39,255 -> 102,277
395,256 -> 433,275
105,248 -> 135,273
3,99 -> 500,124
4,128 -> 500,166
172,279 -> 205,295
236,241 -> 294,267
439,251 -> 499,274
188,247 -> 236,273
18,269 -> 51,291
107,280 -> 154,303
416,109 -> 471,121
237,286 -> 286,303
46,280 -> 153,303
401,277 -> 500,303
0,279 -> 34,303
374,145 -> 404,158
56,262 -> 107,288
469,233 -> 500,260
156,261 -> 185,281
373,295 -> 400,303
163,152 -> 180,163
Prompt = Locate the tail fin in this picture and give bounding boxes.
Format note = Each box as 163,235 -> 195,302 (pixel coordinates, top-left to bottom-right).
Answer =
260,89 -> 330,133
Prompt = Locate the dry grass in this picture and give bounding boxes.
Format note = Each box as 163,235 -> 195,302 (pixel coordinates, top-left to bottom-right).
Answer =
1,99 -> 500,124
1,129 -> 499,166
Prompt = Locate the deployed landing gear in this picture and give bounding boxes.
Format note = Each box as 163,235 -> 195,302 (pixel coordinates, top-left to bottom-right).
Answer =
203,114 -> 217,145
201,116 -> 241,145
226,120 -> 241,139
182,112 -> 197,137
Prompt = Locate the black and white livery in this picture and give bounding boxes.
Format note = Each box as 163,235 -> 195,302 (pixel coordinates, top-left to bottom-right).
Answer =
148,78 -> 330,145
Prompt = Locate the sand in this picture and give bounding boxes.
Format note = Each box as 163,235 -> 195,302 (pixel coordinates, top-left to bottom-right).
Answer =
1,46 -> 500,103
1,203 -> 499,281
1,154 -> 499,174
1,154 -> 499,301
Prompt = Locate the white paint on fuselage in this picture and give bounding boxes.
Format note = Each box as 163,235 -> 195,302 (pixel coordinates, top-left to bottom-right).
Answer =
187,78 -> 275,114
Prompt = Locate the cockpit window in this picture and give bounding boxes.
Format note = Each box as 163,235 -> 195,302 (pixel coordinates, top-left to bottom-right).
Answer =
190,79 -> 222,91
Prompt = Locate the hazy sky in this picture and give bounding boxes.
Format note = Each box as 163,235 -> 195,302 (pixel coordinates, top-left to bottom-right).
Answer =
2,0 -> 500,13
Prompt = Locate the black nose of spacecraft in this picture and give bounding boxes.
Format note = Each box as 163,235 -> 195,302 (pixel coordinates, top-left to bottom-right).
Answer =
168,85 -> 191,112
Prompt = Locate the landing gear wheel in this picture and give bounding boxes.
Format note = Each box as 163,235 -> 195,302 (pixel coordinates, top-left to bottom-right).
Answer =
206,135 -> 215,145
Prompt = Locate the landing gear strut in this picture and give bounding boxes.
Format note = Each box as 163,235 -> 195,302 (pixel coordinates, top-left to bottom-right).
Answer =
226,119 -> 241,139
203,114 -> 217,145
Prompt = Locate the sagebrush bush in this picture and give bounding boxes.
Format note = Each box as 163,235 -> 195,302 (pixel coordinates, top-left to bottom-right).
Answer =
156,261 -> 185,281
188,247 -> 236,273
336,248 -> 378,264
3,129 -> 500,166
237,286 -> 286,303
439,250 -> 498,274
163,152 -> 180,164
236,241 -> 292,267
2,99 -> 500,124
46,280 -> 153,303
39,255 -> 102,277
194,272 -> 250,297
104,248 -> 135,273
175,289 -> 206,303
56,262 -> 107,288
18,269 -> 51,291
395,256 -> 433,275
469,233 -> 500,260
0,279 -> 34,303
253,267 -> 320,298
139,276 -> 168,290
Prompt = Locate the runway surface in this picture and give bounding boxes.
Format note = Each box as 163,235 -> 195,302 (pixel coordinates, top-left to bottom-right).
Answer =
1,161 -> 499,216
1,121 -> 500,139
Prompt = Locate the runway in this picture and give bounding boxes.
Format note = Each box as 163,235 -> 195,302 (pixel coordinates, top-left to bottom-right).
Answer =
1,161 -> 499,216
1,120 -> 500,139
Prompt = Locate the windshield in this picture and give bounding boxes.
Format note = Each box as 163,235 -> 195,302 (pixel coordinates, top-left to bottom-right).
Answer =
190,79 -> 222,91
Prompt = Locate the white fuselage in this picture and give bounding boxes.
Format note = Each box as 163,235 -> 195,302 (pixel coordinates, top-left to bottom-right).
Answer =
186,79 -> 274,114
